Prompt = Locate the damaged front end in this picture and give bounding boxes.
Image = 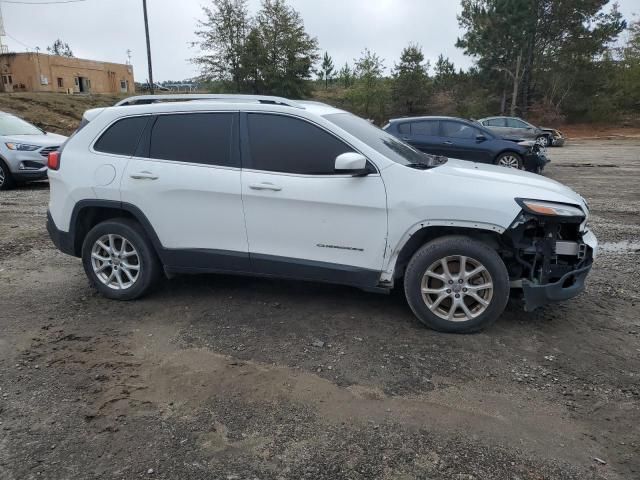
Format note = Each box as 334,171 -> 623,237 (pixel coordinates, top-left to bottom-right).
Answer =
502,199 -> 597,312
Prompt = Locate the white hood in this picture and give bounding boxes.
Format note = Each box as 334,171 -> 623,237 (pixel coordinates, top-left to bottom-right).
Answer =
434,158 -> 587,210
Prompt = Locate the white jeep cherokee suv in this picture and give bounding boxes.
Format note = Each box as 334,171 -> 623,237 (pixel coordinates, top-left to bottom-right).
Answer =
46,95 -> 597,333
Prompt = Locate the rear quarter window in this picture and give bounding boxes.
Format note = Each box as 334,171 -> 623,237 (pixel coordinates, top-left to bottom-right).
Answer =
93,116 -> 150,156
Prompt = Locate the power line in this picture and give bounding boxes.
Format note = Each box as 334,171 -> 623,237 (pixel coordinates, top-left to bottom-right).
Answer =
5,32 -> 34,49
0,0 -> 90,5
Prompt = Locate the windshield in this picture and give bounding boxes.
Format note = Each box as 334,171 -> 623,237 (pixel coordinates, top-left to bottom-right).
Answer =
324,112 -> 443,167
0,115 -> 43,135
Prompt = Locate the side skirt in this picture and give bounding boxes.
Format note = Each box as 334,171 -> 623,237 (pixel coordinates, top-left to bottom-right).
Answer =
163,249 -> 383,290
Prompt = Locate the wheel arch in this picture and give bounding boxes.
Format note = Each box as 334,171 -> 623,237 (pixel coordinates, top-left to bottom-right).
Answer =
495,149 -> 523,162
383,222 -> 505,284
70,200 -> 164,260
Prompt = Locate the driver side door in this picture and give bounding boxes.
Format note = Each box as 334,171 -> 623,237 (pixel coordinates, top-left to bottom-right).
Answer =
240,112 -> 388,286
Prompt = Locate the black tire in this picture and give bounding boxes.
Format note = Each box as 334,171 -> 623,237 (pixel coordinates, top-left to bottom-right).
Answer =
404,236 -> 510,333
495,152 -> 523,170
536,135 -> 550,147
81,218 -> 161,300
0,160 -> 15,191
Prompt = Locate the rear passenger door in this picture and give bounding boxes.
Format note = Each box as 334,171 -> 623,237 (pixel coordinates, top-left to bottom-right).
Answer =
119,111 -> 250,271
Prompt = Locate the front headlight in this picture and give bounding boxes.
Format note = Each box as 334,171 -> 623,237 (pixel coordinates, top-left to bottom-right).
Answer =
516,198 -> 585,218
5,142 -> 40,151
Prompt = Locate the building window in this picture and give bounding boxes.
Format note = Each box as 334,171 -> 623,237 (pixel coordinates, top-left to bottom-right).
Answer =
74,77 -> 79,86
2,75 -> 7,85
120,80 -> 128,92
57,77 -> 63,88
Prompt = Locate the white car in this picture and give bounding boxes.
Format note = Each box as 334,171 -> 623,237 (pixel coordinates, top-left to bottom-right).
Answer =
46,95 -> 597,333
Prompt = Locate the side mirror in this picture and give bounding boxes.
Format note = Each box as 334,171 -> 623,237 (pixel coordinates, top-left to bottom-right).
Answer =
475,134 -> 487,143
335,152 -> 368,175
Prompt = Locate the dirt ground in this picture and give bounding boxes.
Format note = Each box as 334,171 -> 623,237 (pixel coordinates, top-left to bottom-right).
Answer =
0,139 -> 639,480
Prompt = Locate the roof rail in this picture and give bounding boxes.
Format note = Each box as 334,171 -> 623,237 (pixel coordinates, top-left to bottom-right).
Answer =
114,94 -> 305,109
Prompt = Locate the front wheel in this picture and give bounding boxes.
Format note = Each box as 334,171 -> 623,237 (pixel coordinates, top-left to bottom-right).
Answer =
81,218 -> 160,300
536,135 -> 550,147
0,160 -> 15,190
404,236 -> 510,333
495,152 -> 523,170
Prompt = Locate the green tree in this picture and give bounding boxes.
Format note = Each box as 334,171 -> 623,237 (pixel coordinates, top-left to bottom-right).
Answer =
337,62 -> 353,88
349,49 -> 388,119
392,43 -> 430,114
317,51 -> 335,89
195,0 -> 250,91
255,0 -> 319,97
457,0 -> 626,116
46,39 -> 74,57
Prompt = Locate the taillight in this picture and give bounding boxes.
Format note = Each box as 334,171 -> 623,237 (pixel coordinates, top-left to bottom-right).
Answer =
48,151 -> 60,170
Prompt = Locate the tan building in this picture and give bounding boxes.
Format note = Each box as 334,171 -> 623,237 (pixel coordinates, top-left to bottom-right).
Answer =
0,52 -> 134,94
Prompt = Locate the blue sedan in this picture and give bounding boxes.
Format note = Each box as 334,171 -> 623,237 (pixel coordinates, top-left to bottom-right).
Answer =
383,116 -> 549,173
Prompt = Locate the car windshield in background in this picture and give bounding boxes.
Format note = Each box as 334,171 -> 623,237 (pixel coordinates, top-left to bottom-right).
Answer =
0,115 -> 42,135
324,113 -> 445,168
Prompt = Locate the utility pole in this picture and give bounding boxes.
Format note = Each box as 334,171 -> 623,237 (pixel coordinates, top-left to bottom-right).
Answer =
142,0 -> 154,94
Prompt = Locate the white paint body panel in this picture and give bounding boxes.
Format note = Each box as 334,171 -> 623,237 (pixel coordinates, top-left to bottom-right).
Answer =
121,159 -> 247,252
49,99 -> 593,285
241,170 -> 387,270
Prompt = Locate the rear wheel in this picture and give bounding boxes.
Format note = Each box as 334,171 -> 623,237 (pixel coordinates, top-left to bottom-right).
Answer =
82,218 -> 160,300
404,236 -> 510,333
495,152 -> 523,170
0,160 -> 15,190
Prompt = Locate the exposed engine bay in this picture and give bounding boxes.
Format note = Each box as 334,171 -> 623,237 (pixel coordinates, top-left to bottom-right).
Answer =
502,205 -> 594,311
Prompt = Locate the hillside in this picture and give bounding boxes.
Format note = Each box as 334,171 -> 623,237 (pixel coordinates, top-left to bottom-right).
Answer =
1,92 -> 638,139
0,93 -> 124,135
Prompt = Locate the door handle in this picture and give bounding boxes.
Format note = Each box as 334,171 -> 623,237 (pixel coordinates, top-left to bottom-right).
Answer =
130,171 -> 158,180
402,136 -> 411,141
443,141 -> 453,145
249,182 -> 282,191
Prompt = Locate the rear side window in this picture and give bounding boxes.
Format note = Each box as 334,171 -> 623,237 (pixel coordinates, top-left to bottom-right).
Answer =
94,116 -> 149,156
149,113 -> 235,166
412,120 -> 439,136
247,113 -> 353,175
397,123 -> 410,134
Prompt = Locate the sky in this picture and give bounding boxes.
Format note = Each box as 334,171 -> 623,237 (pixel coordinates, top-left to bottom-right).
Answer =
1,0 -> 638,82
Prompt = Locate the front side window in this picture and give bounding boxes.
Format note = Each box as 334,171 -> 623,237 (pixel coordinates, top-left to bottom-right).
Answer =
412,120 -> 439,136
247,113 -> 353,175
441,121 -> 481,139
94,116 -> 149,156
506,118 -> 528,128
324,112 -> 430,167
485,118 -> 506,127
149,113 -> 235,167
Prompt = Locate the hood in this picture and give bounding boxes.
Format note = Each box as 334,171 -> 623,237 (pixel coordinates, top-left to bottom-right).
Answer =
433,158 -> 587,209
2,132 -> 67,147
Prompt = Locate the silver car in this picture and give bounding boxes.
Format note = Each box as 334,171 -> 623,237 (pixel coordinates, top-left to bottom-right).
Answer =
0,112 -> 67,190
477,116 -> 562,147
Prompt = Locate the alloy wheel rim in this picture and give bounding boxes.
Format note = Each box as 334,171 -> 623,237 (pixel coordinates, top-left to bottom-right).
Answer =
421,255 -> 494,322
537,136 -> 549,147
498,155 -> 520,168
0,166 -> 5,186
91,234 -> 141,290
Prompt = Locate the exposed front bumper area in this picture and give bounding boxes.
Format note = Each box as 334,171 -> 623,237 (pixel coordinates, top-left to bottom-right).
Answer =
522,262 -> 592,312
46,210 -> 76,256
13,167 -> 48,182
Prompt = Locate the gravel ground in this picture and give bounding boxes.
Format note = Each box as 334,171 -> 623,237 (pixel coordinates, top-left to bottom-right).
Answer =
0,139 -> 638,480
